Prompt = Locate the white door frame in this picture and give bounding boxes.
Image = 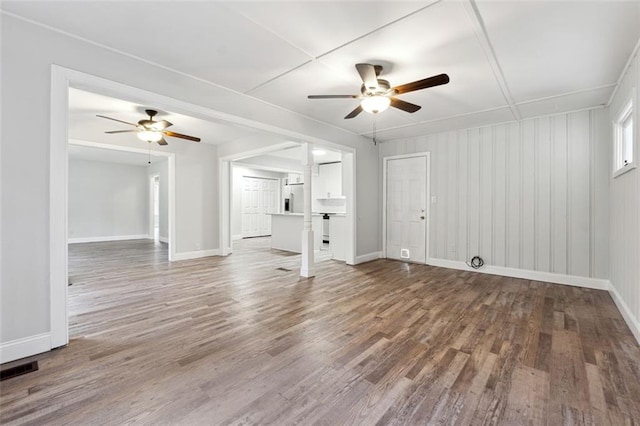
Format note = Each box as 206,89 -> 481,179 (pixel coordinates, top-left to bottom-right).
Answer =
149,173 -> 161,240
382,152 -> 431,263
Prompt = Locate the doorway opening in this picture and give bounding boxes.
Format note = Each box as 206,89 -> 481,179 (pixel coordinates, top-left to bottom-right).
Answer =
50,65 -> 355,354
222,143 -> 355,266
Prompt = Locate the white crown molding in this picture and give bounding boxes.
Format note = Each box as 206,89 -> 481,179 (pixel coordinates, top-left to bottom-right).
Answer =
607,35 -> 640,106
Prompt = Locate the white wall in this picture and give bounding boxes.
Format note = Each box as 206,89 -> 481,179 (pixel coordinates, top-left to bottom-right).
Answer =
67,140 -> 216,255
380,108 -> 610,280
609,48 -> 640,340
148,160 -> 169,241
69,159 -> 148,241
231,166 -> 285,238
0,14 -> 379,347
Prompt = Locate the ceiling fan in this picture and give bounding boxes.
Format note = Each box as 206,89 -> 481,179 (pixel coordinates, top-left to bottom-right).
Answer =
308,63 -> 450,119
97,109 -> 201,145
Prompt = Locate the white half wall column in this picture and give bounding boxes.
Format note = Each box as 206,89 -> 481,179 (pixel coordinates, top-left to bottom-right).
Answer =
300,143 -> 315,278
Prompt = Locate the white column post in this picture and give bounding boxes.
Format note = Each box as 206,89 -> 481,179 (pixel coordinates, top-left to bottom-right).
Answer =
300,143 -> 315,278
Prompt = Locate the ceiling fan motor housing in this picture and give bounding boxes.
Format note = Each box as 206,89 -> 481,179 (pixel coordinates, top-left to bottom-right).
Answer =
361,79 -> 390,97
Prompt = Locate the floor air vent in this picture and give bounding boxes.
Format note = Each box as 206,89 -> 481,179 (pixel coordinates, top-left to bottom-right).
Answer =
276,267 -> 292,272
0,361 -> 39,381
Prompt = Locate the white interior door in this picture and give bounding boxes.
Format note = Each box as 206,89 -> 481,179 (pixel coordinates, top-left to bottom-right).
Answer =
386,156 -> 427,263
242,177 -> 278,238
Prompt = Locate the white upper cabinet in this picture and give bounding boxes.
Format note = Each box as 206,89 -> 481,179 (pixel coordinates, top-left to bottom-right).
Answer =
286,173 -> 303,185
318,162 -> 343,198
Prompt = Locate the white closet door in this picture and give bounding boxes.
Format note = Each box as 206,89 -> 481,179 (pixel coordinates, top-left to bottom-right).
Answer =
241,177 -> 278,238
386,156 -> 427,263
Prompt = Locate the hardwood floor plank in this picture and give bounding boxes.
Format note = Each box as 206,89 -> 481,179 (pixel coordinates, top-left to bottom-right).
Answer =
503,365 -> 549,425
1,238 -> 639,425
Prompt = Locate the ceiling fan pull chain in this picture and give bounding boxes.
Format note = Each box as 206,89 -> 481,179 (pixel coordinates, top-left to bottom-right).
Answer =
148,143 -> 151,165
372,116 -> 377,146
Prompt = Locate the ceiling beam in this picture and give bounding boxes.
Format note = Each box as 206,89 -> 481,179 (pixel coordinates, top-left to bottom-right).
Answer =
607,35 -> 640,106
462,0 -> 521,121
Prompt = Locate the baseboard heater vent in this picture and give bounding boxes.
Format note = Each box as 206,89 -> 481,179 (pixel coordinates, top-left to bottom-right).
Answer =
0,361 -> 39,381
276,267 -> 292,272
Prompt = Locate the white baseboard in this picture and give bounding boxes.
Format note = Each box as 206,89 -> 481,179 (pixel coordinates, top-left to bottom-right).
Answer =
173,249 -> 220,261
68,234 -> 149,244
354,251 -> 381,265
426,258 -> 610,291
0,333 -> 51,364
608,282 -> 640,345
232,234 -> 242,241
158,236 -> 169,243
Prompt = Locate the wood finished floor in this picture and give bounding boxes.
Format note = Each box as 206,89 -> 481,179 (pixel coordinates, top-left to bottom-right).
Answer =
1,238 -> 639,425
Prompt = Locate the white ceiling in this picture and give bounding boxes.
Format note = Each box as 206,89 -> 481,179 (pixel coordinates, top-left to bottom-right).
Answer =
4,1 -> 640,142
68,88 -> 259,146
233,145 -> 343,174
68,144 -> 166,167
266,146 -> 343,164
68,88 -> 343,169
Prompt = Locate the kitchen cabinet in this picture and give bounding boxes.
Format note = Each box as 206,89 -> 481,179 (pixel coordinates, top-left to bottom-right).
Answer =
317,163 -> 342,198
287,173 -> 303,185
268,213 -> 322,253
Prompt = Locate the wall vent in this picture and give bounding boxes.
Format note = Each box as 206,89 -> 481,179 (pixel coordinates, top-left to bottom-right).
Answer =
0,361 -> 39,381
400,249 -> 410,259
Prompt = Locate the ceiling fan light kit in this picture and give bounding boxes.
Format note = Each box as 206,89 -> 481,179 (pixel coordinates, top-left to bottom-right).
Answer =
137,130 -> 163,143
308,63 -> 450,120
361,95 -> 391,114
97,109 -> 201,145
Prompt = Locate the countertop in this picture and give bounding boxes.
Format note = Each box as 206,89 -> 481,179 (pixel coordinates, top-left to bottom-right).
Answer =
268,212 -> 346,217
268,213 -> 322,216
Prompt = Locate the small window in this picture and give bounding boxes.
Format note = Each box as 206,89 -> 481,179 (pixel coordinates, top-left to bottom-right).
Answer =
613,89 -> 636,177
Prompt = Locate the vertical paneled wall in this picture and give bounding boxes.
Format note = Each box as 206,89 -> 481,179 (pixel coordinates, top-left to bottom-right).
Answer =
380,108 -> 610,279
609,50 -> 640,327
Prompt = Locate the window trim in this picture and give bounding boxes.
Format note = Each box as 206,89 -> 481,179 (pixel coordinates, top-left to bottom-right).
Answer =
613,88 -> 636,178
